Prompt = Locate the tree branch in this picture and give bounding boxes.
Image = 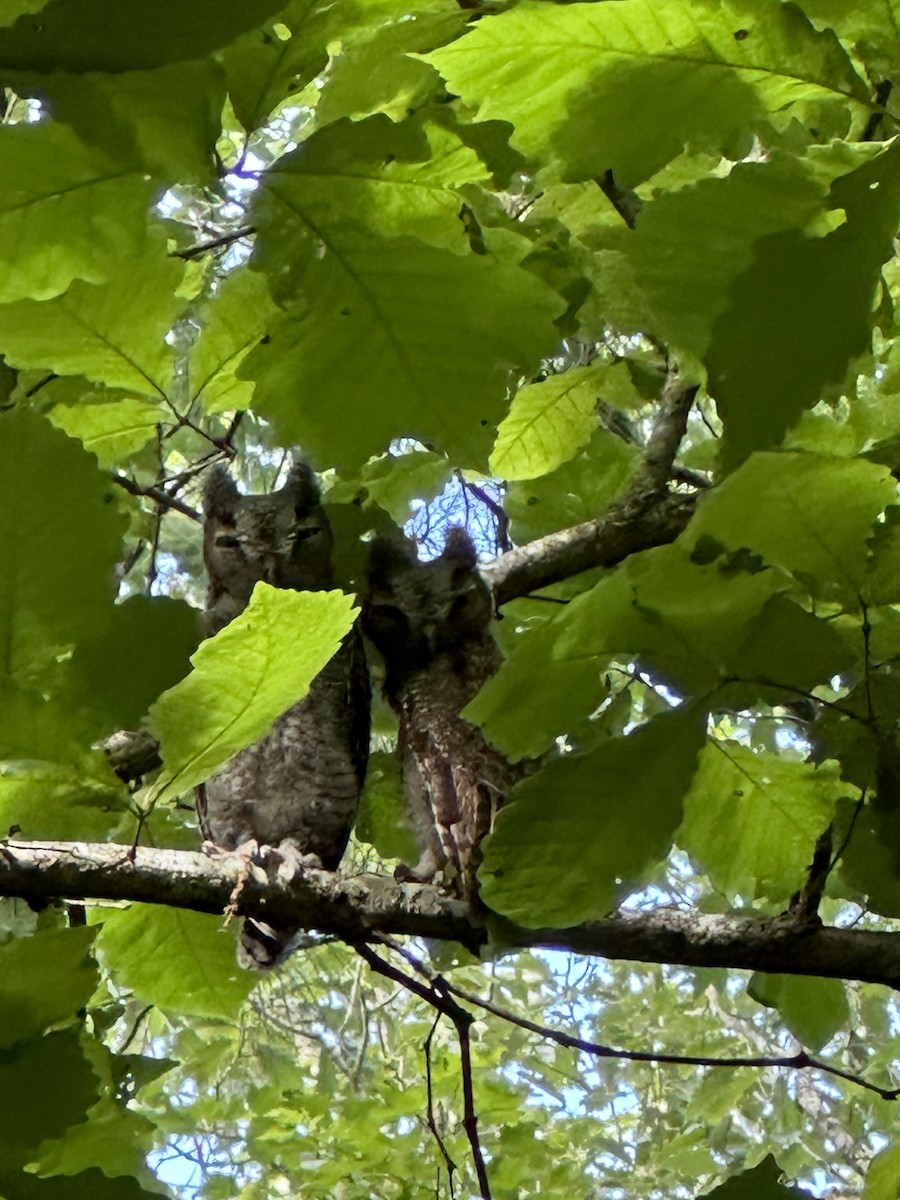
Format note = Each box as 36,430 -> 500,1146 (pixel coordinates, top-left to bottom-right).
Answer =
483,377 -> 699,605
355,943 -> 492,1198
641,379 -> 699,492
482,489 -> 696,606
3,841 -> 900,990
376,937 -> 900,1101
112,473 -> 201,522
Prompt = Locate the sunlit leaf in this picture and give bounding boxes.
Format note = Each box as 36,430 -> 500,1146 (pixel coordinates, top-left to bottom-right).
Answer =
94,905 -> 254,1019
149,585 -> 358,800
678,743 -> 852,902
0,122 -> 155,303
426,0 -> 867,186
480,707 -> 705,925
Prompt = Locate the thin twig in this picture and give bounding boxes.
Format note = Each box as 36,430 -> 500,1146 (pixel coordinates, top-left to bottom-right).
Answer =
458,473 -> 511,553
376,937 -> 900,1103
119,1004 -> 154,1054
425,1013 -> 458,1193
24,372 -> 56,398
172,227 -> 255,261
354,943 -> 492,1198
790,827 -> 833,924
146,503 -> 163,594
671,465 -> 711,489
596,171 -> 642,228
112,473 -> 201,522
449,985 -> 491,1199
160,397 -> 233,451
862,80 -> 893,142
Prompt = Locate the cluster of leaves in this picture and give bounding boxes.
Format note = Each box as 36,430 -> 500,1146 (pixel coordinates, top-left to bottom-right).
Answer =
2,0 -> 900,1195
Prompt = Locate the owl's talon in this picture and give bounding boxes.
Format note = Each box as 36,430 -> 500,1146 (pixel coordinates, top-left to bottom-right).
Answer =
268,842 -> 323,886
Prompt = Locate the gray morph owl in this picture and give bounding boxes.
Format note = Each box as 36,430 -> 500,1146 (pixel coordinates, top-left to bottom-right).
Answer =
364,529 -> 520,900
198,463 -> 370,968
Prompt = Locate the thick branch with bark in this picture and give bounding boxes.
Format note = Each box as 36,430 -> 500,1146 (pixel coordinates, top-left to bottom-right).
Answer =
483,377 -> 700,605
482,489 -> 697,606
3,841 -> 899,989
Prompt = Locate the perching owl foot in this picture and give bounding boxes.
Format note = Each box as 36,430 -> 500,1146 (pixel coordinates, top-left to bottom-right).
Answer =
264,840 -> 324,887
201,839 -> 267,923
394,849 -> 442,885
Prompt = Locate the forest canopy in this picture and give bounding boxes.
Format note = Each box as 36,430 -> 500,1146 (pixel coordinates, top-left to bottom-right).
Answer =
1,0 -> 900,1197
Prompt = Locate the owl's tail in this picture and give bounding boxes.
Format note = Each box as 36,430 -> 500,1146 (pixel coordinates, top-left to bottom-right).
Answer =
237,918 -> 304,970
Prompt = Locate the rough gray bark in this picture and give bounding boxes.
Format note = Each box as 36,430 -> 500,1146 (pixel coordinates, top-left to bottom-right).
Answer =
3,840 -> 898,989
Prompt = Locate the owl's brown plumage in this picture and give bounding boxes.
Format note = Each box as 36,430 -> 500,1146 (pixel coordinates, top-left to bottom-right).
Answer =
365,529 -> 519,898
198,463 -> 370,968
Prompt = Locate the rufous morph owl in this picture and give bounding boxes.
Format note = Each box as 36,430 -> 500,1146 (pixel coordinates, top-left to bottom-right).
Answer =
198,463 -> 370,968
364,529 -> 519,900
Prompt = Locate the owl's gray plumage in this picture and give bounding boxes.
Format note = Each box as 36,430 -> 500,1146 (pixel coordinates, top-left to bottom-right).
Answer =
198,463 -> 369,968
364,529 -> 518,899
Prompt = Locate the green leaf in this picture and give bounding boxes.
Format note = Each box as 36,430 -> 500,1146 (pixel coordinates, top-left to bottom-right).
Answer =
863,505 -> 900,606
218,0 -> 340,132
748,974 -> 849,1051
190,268 -> 278,413
0,1168 -> 165,1199
26,61 -> 225,183
0,410 -> 126,685
0,1032 -> 97,1170
425,0 -> 867,187
678,743 -> 850,902
0,754 -> 129,843
66,596 -> 200,736
149,585 -> 358,800
685,1069 -> 756,1125
784,2 -> 900,85
355,749 -> 418,863
709,142 -> 900,466
0,233 -> 183,395
220,0 -> 440,131
490,364 -> 610,481
863,1142 -> 900,1200
465,612 -> 610,762
252,114 -> 492,261
315,11 -> 466,126
839,795 -> 900,917
686,452 -> 897,606
726,593 -> 855,694
48,395 -> 165,468
588,146 -> 868,359
94,905 -> 254,1019
556,544 -> 787,695
351,450 -> 451,525
471,544 -> 800,760
505,427 -> 641,543
479,708 -> 705,926
0,927 -> 97,1049
700,1155 -> 813,1198
0,122 -> 156,302
33,1102 -> 158,1182
0,1 -> 48,25
244,232 -> 562,468
0,0 -> 286,71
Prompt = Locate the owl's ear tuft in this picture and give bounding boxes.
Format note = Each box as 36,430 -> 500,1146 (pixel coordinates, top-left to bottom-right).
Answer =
366,532 -> 419,586
441,527 -> 477,568
283,460 -> 321,513
204,465 -> 241,519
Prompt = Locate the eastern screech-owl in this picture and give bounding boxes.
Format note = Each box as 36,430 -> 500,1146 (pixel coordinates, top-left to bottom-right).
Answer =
198,463 -> 370,968
364,529 -> 519,899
